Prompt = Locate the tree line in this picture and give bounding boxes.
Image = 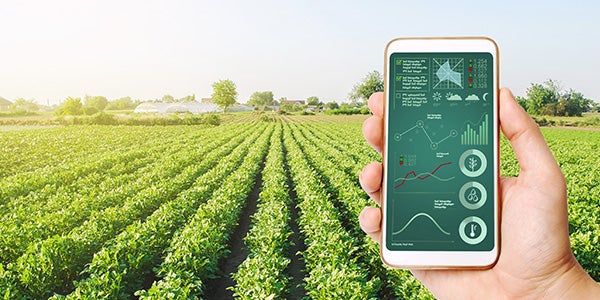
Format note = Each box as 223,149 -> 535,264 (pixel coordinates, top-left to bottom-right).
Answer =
7,75 -> 597,117
517,79 -> 597,116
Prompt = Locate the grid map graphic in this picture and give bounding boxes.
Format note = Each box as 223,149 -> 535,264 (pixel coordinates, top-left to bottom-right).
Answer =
432,58 -> 464,89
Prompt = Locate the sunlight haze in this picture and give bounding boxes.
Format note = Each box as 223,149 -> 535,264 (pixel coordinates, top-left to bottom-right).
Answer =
1,0 -> 598,105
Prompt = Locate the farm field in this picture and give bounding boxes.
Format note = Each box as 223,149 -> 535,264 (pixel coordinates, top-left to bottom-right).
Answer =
0,114 -> 599,299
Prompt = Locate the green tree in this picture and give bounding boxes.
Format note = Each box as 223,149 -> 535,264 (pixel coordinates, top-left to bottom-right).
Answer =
278,97 -> 287,105
281,103 -> 302,112
559,90 -> 591,116
525,83 -> 558,115
306,96 -> 321,106
10,98 -> 39,112
177,94 -> 196,102
247,91 -> 274,109
340,103 -> 353,109
161,95 -> 175,103
106,97 -> 136,110
325,101 -> 340,110
211,79 -> 238,112
349,70 -> 383,105
56,97 -> 84,116
525,79 -> 591,116
84,95 -> 108,111
515,96 -> 528,111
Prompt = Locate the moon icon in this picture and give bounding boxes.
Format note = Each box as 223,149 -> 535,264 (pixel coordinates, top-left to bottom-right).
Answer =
482,93 -> 489,101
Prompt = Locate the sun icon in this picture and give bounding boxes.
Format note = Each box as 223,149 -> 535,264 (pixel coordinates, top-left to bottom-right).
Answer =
433,92 -> 442,101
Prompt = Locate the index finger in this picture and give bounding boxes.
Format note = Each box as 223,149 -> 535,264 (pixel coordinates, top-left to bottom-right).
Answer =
368,92 -> 384,117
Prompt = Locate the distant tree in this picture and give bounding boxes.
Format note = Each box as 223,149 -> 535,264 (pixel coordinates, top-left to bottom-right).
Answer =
559,90 -> 591,116
83,106 -> 99,115
161,95 -> 175,103
340,103 -> 353,109
84,95 -> 108,111
526,83 -> 558,115
544,79 -> 563,99
247,91 -> 275,109
306,96 -> 321,106
281,103 -> 302,112
515,96 -> 528,111
177,94 -> 196,102
211,79 -> 237,112
524,79 -> 591,116
56,97 -> 84,116
324,101 -> 340,110
10,98 -> 39,112
278,97 -> 287,105
106,97 -> 137,110
590,101 -> 600,112
349,70 -> 383,106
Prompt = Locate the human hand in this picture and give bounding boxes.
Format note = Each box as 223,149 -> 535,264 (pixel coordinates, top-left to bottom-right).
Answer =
358,88 -> 600,299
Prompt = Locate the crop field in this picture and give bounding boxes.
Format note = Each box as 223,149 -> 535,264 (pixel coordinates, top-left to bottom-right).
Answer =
0,114 -> 598,299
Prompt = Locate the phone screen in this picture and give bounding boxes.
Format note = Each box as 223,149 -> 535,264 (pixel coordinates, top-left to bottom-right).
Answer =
386,52 -> 495,251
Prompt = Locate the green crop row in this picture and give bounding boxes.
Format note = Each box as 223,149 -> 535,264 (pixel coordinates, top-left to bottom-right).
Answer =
0,123 -> 257,299
0,145 -> 167,263
290,122 -> 434,299
282,123 -> 379,299
308,121 -> 380,164
58,124 -> 268,299
0,126 -> 165,178
230,124 -> 293,299
136,125 -> 272,298
0,116 -> 598,299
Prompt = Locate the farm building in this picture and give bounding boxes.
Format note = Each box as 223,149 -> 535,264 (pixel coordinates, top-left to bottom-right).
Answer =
282,100 -> 305,106
0,96 -> 12,111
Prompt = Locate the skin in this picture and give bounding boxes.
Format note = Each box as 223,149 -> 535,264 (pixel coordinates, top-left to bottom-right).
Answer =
358,88 -> 600,299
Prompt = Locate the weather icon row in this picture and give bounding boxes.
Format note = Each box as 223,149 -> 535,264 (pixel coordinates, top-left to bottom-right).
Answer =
432,92 -> 490,102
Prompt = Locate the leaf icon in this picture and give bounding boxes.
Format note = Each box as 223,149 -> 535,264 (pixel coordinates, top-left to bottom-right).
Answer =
468,156 -> 478,172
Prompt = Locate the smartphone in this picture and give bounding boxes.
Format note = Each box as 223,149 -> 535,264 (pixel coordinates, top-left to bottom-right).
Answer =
381,37 -> 500,269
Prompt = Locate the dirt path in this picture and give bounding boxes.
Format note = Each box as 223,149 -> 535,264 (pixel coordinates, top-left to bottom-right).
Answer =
283,159 -> 308,298
203,161 -> 265,299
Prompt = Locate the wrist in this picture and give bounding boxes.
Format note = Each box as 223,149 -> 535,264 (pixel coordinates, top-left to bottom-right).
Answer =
547,258 -> 600,299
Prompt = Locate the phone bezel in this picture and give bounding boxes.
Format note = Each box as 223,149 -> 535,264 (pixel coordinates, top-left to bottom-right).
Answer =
381,37 -> 500,269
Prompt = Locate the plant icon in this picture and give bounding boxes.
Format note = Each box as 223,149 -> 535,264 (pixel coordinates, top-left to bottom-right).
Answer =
468,156 -> 478,172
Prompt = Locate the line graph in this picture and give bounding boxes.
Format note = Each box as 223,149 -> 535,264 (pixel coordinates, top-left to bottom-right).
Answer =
394,120 -> 457,150
394,162 -> 453,189
393,212 -> 451,235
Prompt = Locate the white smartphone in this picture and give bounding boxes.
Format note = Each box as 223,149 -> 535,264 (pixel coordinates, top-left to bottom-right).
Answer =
381,37 -> 500,269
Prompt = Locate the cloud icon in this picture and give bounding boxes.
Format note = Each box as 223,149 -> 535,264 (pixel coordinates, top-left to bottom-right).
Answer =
447,94 -> 462,101
465,94 -> 480,101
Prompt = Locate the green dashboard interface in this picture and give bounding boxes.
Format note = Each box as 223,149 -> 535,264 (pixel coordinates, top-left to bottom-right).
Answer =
386,52 -> 494,251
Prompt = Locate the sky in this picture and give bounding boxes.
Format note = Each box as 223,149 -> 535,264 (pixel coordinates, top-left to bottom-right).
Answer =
1,0 -> 599,105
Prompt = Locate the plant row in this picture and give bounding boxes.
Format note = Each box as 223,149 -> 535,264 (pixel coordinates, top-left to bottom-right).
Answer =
230,124 -> 293,299
59,124 -> 269,299
0,124 -> 247,264
1,123 -> 259,299
135,125 -> 273,299
290,122 -> 433,298
282,123 -> 379,299
0,126 -> 167,178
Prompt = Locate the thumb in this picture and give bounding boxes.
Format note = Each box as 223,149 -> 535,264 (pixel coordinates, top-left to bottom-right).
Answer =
499,88 -> 563,183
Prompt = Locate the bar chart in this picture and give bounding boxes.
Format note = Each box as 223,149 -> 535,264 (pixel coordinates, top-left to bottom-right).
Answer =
461,114 -> 488,145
